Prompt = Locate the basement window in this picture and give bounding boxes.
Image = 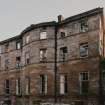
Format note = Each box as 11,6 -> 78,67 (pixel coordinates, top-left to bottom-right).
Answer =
79,43 -> 88,57
79,72 -> 89,95
60,74 -> 68,95
59,47 -> 68,62
40,75 -> 47,94
40,32 -> 47,40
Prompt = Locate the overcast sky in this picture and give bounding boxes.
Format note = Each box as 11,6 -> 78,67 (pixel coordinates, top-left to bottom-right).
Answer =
0,0 -> 105,41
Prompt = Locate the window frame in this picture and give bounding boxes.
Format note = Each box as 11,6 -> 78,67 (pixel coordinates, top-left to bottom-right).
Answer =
40,75 -> 48,95
40,31 -> 47,40
59,74 -> 68,95
40,48 -> 47,62
79,43 -> 88,58
79,72 -> 89,95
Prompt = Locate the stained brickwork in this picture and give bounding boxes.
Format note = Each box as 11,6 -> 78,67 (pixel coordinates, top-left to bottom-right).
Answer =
0,7 -> 104,105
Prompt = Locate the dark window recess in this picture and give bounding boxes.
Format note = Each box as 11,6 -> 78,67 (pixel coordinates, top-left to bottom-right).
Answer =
60,47 -> 68,62
75,101 -> 84,105
25,52 -> 30,64
5,59 -> 9,70
81,81 -> 88,94
16,57 -> 21,68
103,71 -> 105,80
61,32 -> 66,38
80,19 -> 88,32
64,75 -> 68,93
5,79 -> 10,94
40,75 -> 47,94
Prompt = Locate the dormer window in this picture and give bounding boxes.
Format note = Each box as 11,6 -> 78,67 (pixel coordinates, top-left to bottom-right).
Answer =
40,32 -> 47,40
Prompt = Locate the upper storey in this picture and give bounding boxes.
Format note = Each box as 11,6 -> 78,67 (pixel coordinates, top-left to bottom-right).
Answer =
0,7 -> 104,71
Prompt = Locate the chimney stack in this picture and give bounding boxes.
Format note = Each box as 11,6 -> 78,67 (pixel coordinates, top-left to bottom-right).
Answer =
58,15 -> 64,23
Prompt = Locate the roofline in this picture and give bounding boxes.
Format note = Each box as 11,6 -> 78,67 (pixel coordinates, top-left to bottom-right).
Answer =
0,7 -> 104,44
0,35 -> 22,45
59,7 -> 103,25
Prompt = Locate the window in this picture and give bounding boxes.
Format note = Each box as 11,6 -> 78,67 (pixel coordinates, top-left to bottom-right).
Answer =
40,75 -> 47,94
5,79 -> 10,94
80,43 -> 88,57
25,52 -> 30,64
16,57 -> 21,69
0,56 -> 1,67
79,72 -> 89,95
40,49 -> 47,62
80,19 -> 88,32
103,71 -> 105,80
5,43 -> 9,52
26,77 -> 30,95
26,35 -> 30,44
16,41 -> 21,49
0,46 -> 2,53
60,75 -> 68,95
5,59 -> 9,70
60,47 -> 68,62
16,78 -> 21,95
40,32 -> 47,39
61,32 -> 66,38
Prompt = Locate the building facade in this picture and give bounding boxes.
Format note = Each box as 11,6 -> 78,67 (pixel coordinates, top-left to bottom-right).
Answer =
0,7 -> 104,105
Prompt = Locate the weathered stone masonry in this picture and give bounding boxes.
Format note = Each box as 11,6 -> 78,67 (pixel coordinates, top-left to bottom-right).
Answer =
0,7 -> 105,105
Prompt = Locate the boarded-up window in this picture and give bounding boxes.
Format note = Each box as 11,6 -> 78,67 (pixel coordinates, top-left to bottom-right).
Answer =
60,75 -> 68,95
